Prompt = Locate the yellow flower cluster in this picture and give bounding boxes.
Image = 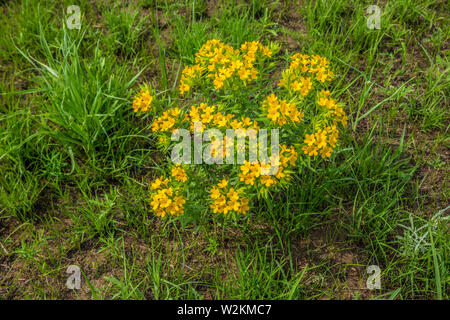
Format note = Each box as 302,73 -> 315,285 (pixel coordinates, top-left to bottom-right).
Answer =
171,165 -> 187,182
209,136 -> 234,158
238,161 -> 263,185
179,39 -> 273,94
132,40 -> 348,219
262,93 -> 304,125
317,90 -> 348,126
209,179 -> 250,214
280,144 -> 298,166
238,145 -> 298,187
151,107 -> 182,132
179,64 -> 204,95
185,102 -> 218,131
279,53 -> 333,95
150,177 -> 186,217
185,103 -> 259,134
132,89 -> 153,112
302,125 -> 339,158
228,116 -> 260,132
240,41 -> 273,60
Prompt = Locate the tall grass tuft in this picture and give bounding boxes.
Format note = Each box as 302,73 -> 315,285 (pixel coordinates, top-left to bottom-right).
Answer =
17,25 -> 142,163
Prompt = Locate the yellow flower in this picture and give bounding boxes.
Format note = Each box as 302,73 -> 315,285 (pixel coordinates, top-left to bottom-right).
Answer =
238,198 -> 250,214
210,181 -> 249,215
302,145 -> 319,156
151,177 -> 169,190
132,89 -> 154,112
218,179 -> 228,189
261,176 -> 277,187
227,188 -> 239,201
320,146 -> 333,158
150,183 -> 185,217
179,82 -> 190,95
152,108 -> 182,133
171,166 -> 188,182
210,186 -> 221,199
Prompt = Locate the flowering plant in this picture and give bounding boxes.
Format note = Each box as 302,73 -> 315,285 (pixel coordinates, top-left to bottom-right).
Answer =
131,40 -> 347,220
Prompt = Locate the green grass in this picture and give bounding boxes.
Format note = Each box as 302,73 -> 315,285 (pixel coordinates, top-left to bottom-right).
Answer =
0,0 -> 448,300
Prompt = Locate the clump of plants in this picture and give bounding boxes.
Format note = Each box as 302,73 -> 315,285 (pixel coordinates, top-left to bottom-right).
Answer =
132,39 -> 347,220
